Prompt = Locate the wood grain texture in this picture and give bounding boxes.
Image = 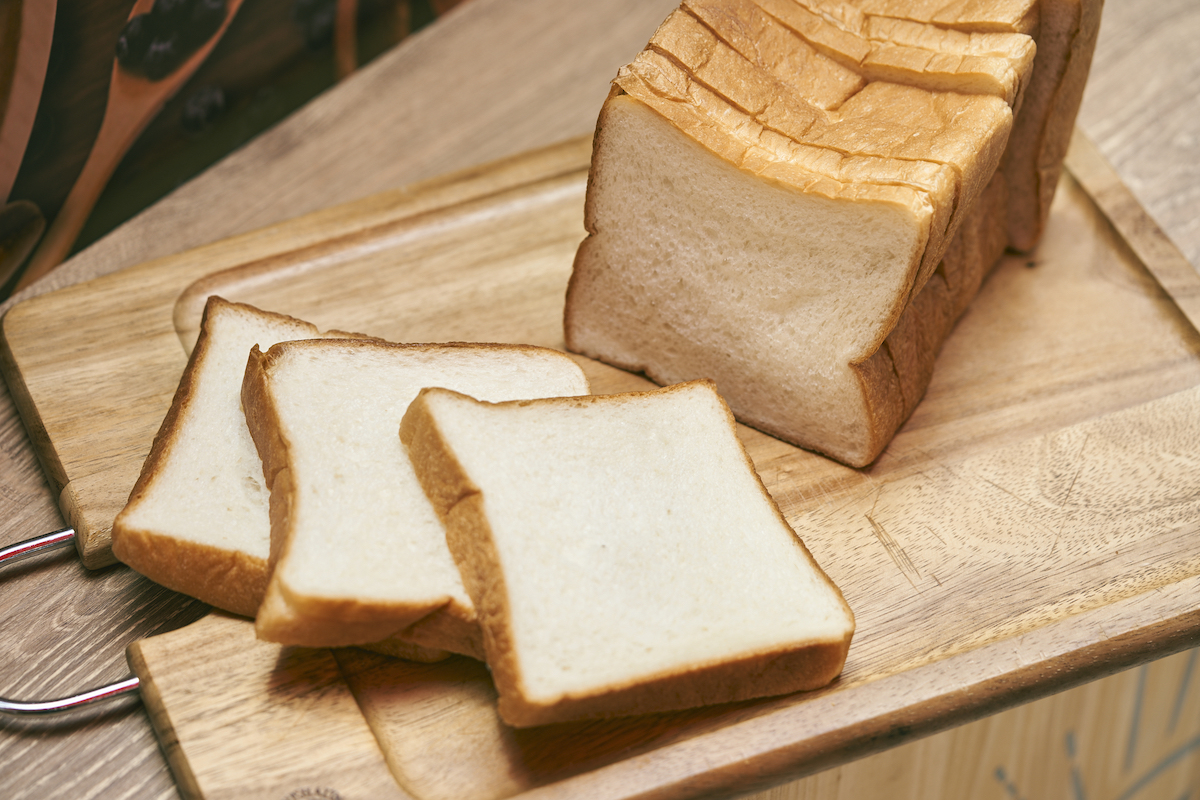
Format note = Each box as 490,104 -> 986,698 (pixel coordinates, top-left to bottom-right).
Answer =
743,646 -> 1200,800
0,0 -> 1197,798
333,552 -> 1200,799
141,583 -> 1200,800
1077,0 -> 1200,269
128,613 -> 412,800
1065,129 -> 1200,336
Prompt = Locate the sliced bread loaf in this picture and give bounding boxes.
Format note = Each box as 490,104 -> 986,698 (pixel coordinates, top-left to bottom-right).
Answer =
400,379 -> 855,727
565,0 -> 1101,467
242,339 -> 590,656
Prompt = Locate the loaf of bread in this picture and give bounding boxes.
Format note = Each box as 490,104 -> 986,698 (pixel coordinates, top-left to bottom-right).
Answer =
400,379 -> 855,727
565,0 -> 1102,467
242,338 -> 590,657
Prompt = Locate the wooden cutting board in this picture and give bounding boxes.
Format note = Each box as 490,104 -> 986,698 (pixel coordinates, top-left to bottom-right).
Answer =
3,135 -> 1200,799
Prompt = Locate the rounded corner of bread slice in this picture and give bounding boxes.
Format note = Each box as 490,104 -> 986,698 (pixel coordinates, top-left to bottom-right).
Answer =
111,299 -> 340,611
112,517 -> 268,618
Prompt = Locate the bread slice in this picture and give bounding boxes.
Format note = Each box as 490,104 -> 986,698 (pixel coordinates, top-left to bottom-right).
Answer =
1001,0 -> 1104,250
400,379 -> 855,727
565,0 -> 1100,467
112,297 -> 334,617
242,339 -> 590,657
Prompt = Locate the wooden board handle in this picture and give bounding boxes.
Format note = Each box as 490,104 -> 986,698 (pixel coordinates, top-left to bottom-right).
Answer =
127,613 -> 414,800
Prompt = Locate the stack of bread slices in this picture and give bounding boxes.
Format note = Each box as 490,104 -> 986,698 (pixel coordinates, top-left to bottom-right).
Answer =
113,297 -> 855,726
566,0 -> 1102,467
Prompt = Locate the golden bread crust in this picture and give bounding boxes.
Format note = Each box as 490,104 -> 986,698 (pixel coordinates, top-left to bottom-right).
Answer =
565,0 -> 1102,466
248,338 -> 586,654
112,296 -> 322,615
112,525 -> 267,618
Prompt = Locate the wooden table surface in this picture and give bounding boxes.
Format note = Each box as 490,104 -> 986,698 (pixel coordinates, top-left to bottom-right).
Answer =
1,0 -> 1198,798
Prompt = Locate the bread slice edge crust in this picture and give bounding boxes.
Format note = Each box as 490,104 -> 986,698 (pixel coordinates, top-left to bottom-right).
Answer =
112,296 -> 324,614
241,342 -> 306,642
246,338 -> 588,653
111,526 -> 267,618
242,341 -> 463,647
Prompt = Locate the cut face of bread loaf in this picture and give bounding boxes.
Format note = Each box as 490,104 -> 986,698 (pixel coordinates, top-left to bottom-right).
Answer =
566,0 -> 1101,467
400,380 -> 855,727
112,297 -> 332,617
242,339 -> 590,657
569,94 -> 944,465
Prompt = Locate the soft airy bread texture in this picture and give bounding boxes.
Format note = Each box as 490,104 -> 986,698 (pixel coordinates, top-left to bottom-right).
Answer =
401,380 -> 855,727
242,339 -> 590,657
565,0 -> 1101,467
112,297 -> 331,617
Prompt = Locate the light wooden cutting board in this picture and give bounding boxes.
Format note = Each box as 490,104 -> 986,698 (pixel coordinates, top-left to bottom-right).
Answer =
3,135 -> 1200,799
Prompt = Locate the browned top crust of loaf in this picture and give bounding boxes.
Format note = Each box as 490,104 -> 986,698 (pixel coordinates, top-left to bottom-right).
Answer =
564,0 -> 1102,467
